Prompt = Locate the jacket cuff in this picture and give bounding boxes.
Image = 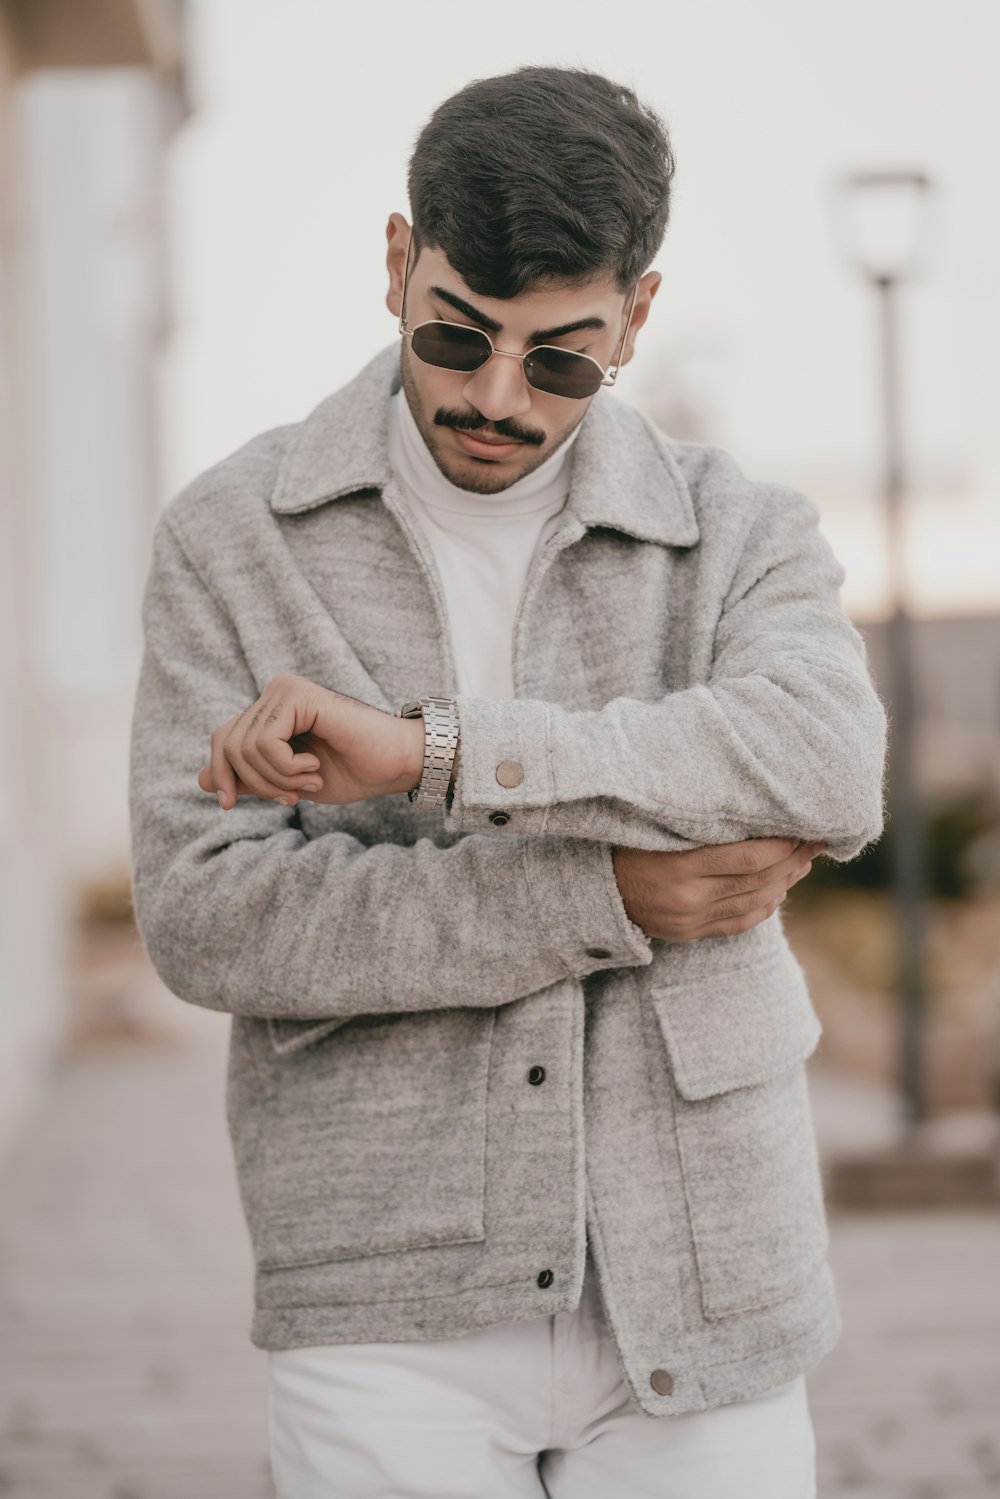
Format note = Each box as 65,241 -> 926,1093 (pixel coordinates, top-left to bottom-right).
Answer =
442,695 -> 554,836
519,836 -> 654,977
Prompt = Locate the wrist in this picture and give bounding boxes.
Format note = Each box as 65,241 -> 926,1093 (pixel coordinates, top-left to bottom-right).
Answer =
400,717 -> 425,794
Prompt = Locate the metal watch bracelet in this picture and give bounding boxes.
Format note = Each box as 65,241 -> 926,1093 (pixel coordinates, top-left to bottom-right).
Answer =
395,695 -> 460,808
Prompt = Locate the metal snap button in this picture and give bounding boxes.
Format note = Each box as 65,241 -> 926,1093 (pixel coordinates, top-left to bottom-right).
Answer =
488,811 -> 510,826
536,1268 -> 554,1288
650,1369 -> 674,1396
495,760 -> 524,788
527,1065 -> 546,1085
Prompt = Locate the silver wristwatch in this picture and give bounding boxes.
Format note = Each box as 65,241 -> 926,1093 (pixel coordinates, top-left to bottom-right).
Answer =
395,695 -> 460,808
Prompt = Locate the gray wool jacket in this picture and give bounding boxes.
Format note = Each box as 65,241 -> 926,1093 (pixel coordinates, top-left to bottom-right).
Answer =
128,340 -> 887,1418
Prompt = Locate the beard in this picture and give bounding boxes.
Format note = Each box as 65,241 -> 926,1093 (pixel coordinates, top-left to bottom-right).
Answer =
398,349 -> 586,495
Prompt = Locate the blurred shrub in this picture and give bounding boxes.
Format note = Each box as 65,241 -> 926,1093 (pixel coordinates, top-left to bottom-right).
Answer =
801,787 -> 1000,901
76,862 -> 135,924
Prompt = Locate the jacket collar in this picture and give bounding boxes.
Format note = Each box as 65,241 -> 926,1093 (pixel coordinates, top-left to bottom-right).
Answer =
270,341 -> 700,548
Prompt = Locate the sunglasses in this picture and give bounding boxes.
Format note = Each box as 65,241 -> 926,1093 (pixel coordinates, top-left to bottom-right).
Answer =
397,234 -> 638,400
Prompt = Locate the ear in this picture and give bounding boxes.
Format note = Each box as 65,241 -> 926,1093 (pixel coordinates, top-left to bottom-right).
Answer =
385,212 -> 412,320
618,270 -> 662,369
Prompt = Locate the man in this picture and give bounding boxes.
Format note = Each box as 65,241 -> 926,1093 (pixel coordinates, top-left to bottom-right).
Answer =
129,65 -> 887,1498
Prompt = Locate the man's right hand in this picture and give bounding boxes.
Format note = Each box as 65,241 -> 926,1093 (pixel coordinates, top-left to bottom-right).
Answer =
612,837 -> 827,942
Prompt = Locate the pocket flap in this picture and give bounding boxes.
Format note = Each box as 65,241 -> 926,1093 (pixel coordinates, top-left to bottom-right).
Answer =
649,947 -> 822,1100
266,1015 -> 353,1056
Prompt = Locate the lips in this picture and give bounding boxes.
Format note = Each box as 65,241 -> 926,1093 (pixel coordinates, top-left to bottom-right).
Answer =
451,428 -> 525,459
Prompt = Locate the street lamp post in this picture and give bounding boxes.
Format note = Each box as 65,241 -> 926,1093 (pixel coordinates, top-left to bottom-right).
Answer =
836,169 -> 935,1129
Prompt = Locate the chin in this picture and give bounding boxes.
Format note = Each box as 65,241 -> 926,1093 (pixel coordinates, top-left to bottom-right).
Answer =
441,452 -> 539,495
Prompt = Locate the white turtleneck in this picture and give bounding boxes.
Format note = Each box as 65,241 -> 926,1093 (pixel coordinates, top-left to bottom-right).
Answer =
387,388 -> 583,699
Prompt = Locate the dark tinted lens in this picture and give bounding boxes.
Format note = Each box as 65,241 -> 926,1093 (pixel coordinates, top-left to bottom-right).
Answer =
524,346 -> 605,399
411,321 -> 492,373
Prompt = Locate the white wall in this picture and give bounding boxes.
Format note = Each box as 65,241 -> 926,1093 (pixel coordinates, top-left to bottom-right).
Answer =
0,67 -> 172,1153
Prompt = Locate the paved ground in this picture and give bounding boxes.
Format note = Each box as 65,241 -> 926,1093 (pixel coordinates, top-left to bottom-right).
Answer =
1,1000 -> 999,1498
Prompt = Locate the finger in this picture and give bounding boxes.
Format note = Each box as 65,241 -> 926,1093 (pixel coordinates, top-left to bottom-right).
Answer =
220,713 -> 297,804
226,736 -> 302,803
225,772 -> 288,809
241,696 -> 323,792
210,724 -> 240,810
693,837 -> 802,880
289,733 -> 322,766
240,737 -> 323,797
673,897 -> 784,943
251,732 -> 323,786
699,861 -> 812,924
701,841 -> 825,903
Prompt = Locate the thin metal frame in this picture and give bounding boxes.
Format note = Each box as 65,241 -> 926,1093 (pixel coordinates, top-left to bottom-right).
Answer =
396,231 -> 638,396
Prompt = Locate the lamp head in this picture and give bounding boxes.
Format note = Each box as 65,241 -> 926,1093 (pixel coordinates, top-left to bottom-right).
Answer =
835,170 -> 935,283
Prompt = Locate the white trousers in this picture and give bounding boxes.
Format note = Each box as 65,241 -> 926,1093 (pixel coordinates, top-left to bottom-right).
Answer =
267,1250 -> 817,1499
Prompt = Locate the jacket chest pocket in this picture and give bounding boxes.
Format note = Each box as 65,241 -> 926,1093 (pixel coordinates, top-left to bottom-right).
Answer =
649,948 -> 829,1321
247,1008 -> 496,1272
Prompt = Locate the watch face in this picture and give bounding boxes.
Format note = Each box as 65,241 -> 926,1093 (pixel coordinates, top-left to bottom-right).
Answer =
398,699 -> 424,718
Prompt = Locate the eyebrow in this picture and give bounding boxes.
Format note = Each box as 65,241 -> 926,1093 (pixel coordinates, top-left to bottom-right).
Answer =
429,285 -> 607,343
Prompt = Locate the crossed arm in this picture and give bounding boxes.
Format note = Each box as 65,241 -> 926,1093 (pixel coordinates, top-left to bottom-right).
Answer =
130,491 -> 886,1021
196,672 -> 829,942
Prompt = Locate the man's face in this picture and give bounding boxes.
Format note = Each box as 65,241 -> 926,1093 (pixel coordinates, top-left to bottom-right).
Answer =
386,219 -> 657,495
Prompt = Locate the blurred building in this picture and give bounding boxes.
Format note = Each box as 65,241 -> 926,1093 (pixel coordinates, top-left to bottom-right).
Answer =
0,0 -> 189,1153
856,615 -> 1000,799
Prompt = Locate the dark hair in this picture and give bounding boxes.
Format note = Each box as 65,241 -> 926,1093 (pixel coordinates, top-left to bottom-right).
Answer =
406,66 -> 675,298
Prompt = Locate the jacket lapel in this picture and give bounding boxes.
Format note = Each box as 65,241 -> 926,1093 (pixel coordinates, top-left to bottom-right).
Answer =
261,342 -> 702,711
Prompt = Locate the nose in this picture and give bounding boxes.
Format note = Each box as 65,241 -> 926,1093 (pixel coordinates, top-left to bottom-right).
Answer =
461,349 -> 534,423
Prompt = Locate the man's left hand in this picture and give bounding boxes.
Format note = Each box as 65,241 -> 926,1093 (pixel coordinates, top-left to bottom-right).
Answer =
197,674 -> 425,810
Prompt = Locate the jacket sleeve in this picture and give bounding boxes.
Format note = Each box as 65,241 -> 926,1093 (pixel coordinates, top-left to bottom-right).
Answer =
128,515 -> 653,1022
443,487 -> 888,862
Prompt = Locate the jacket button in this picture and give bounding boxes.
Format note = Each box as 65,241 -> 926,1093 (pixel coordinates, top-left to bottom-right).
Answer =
537,1268 -> 554,1288
650,1369 -> 674,1396
527,1065 -> 546,1085
585,947 -> 613,960
495,760 -> 524,788
488,811 -> 510,826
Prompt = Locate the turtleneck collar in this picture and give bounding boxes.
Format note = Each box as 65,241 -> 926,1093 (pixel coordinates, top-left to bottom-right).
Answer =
388,387 -> 584,518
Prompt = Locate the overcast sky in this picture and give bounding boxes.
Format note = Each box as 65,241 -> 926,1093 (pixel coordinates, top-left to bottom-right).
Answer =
161,0 -> 1000,618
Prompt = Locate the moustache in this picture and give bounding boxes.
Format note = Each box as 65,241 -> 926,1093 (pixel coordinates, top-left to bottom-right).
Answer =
433,408 -> 547,447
